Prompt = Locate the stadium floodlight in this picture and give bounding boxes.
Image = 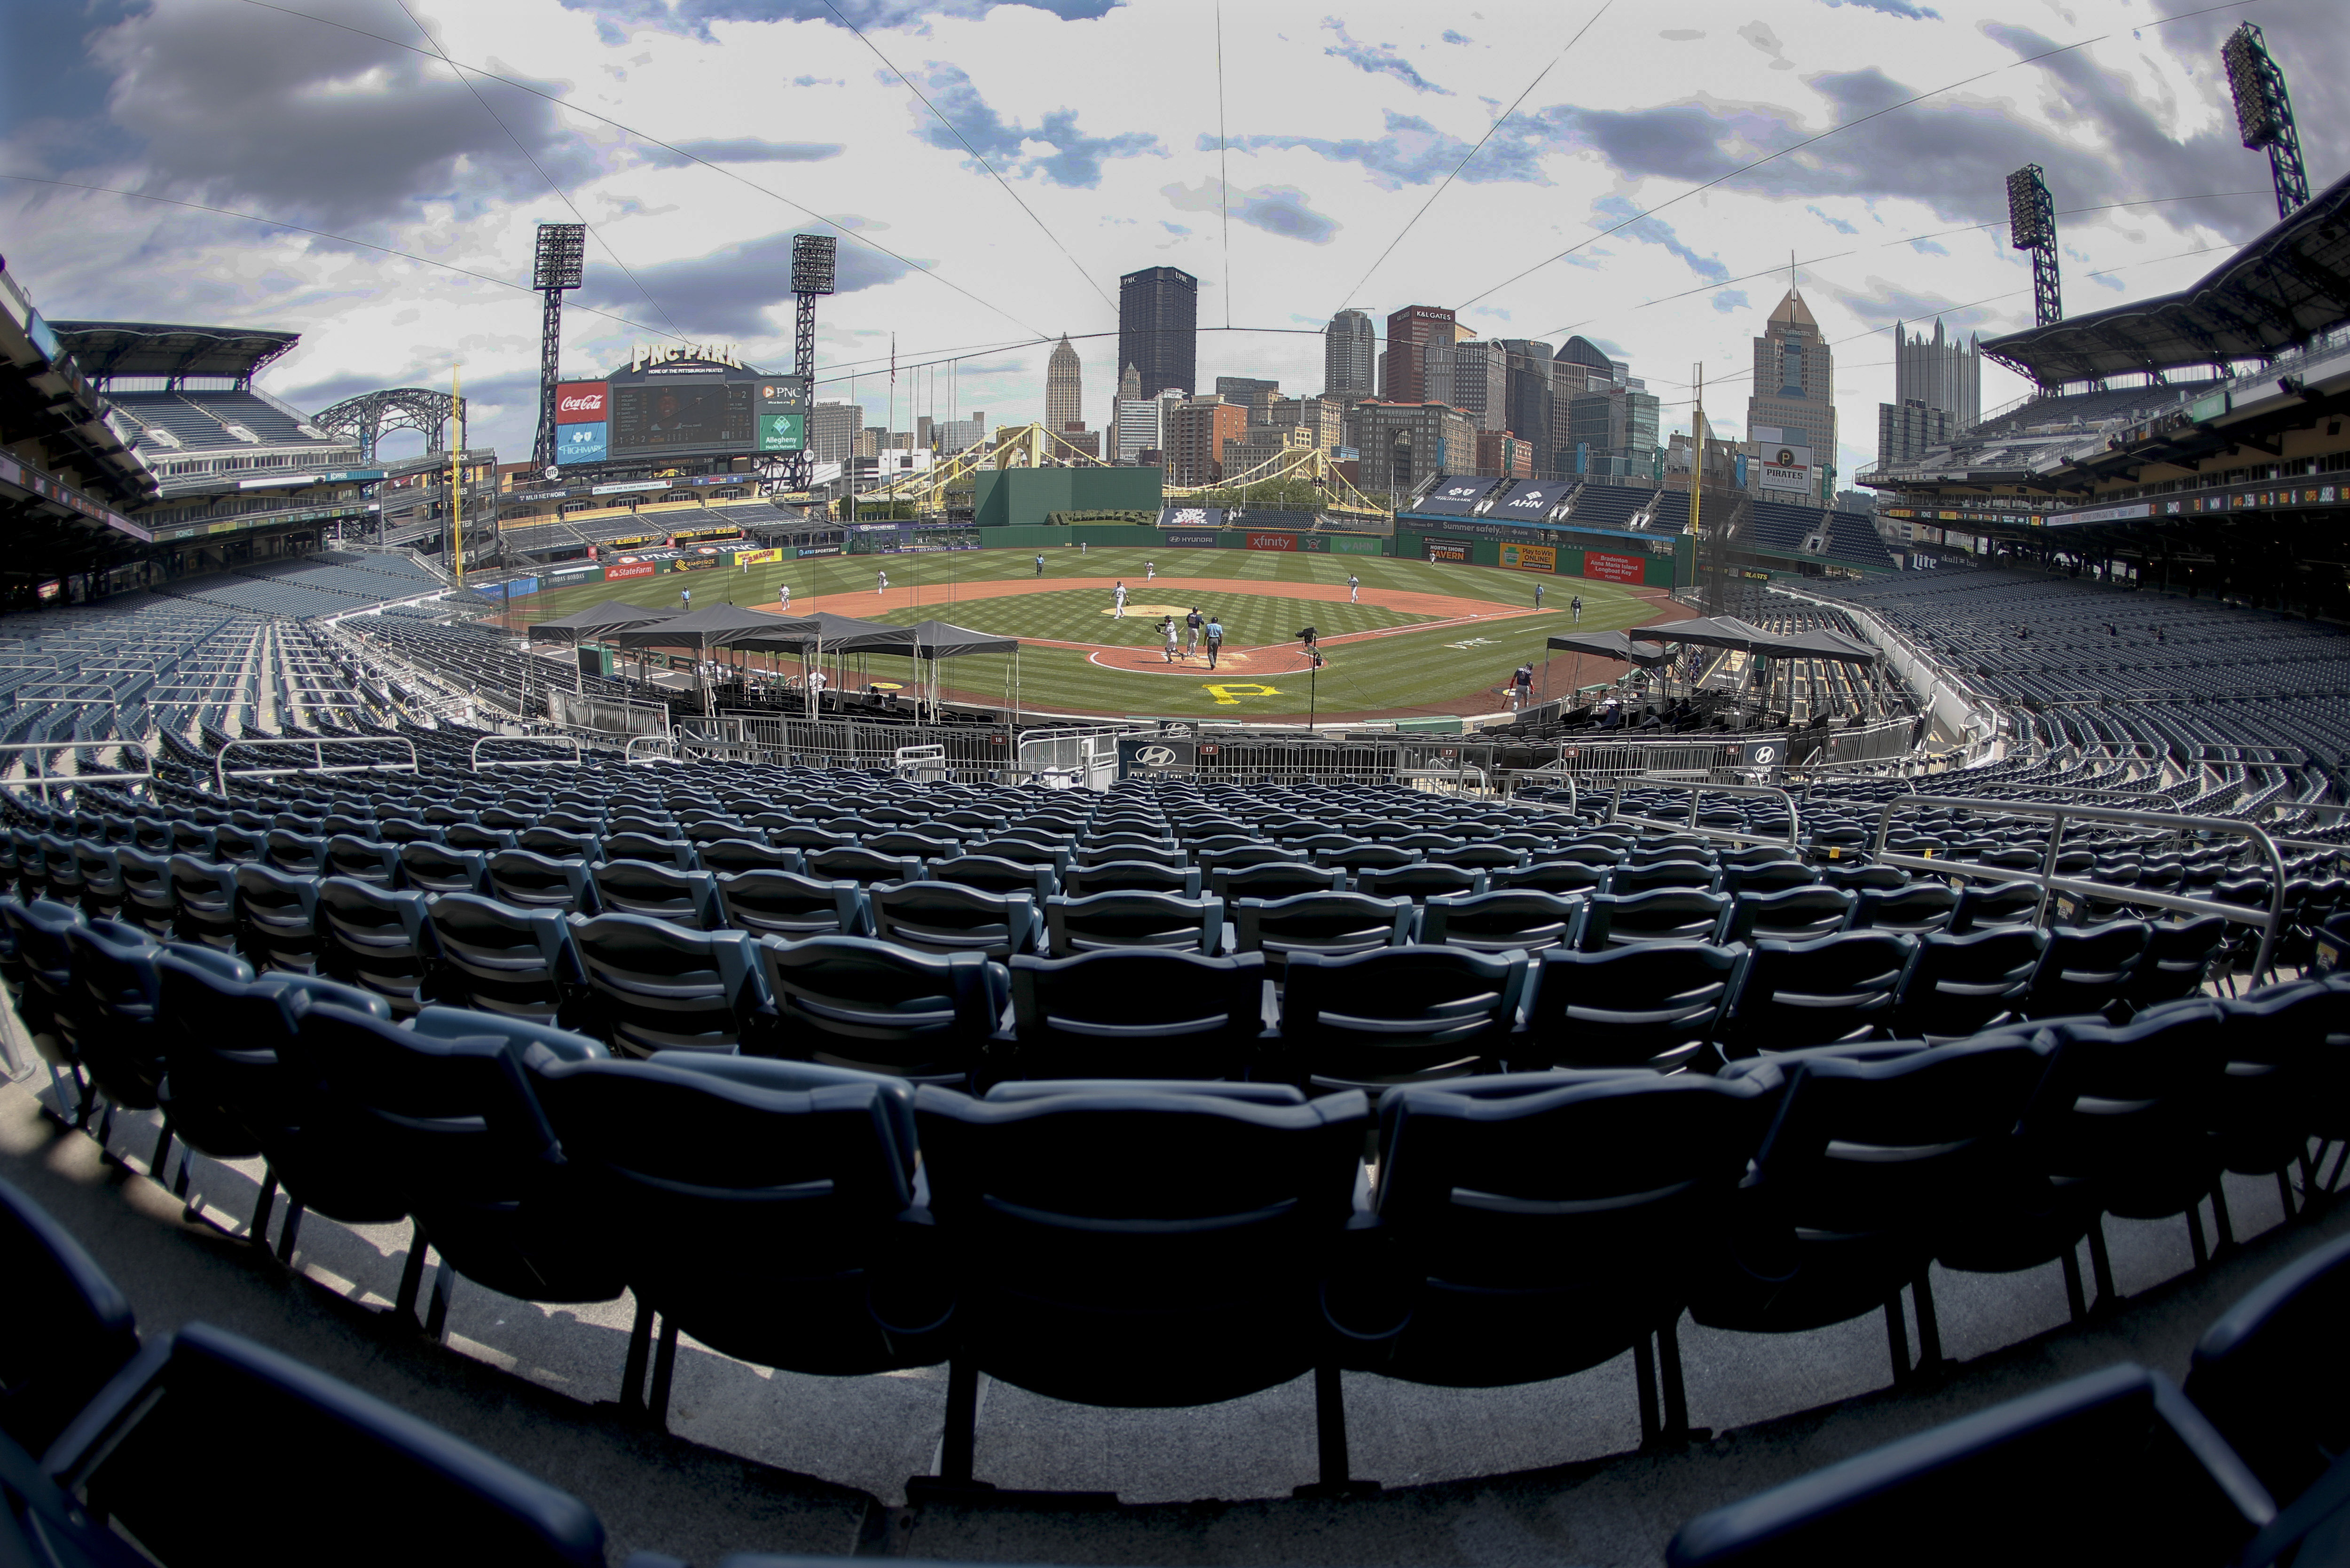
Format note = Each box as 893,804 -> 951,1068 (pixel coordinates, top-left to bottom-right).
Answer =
532,223 -> 588,469
792,234 -> 838,297
2221,23 -> 2309,220
533,223 -> 587,292
2005,165 -> 2062,335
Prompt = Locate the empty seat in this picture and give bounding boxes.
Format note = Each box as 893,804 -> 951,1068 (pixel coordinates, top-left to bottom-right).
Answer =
1004,949 -> 1269,1082
1849,883 -> 1958,936
1716,931 -> 1918,1059
1888,925 -> 2048,1041
804,846 -> 922,886
313,878 -> 439,1015
397,841 -> 486,897
1518,942 -> 1745,1072
2025,919 -> 2152,1019
231,863 -> 321,973
713,868 -> 867,940
2129,915 -> 2231,1006
868,881 -> 1037,960
752,934 -> 1006,1083
1044,890 -> 1224,956
167,856 -> 239,951
600,831 -> 695,870
1276,945 -> 1526,1093
1720,886 -> 1856,944
1417,889 -> 1583,955
2185,1230 -> 2350,1506
0,1173 -> 141,1454
1062,858 -> 1201,898
588,860 -> 719,929
1209,862 -> 1345,904
1356,863 -> 1486,903
1576,890 -> 1730,949
428,894 -> 582,1024
1493,859 -> 1609,897
566,914 -> 763,1058
1951,879 -> 2042,931
484,850 -> 592,913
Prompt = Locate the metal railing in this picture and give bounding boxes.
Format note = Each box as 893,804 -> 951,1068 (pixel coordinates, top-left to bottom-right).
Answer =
214,736 -> 418,795
1601,777 -> 1803,849
1866,795 -> 2293,980
470,734 -> 586,770
0,740 -> 153,800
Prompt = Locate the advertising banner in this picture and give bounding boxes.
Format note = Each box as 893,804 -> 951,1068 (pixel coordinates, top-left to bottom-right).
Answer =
548,565 -> 600,585
1758,443 -> 1813,494
796,544 -> 844,557
672,554 -> 723,572
758,413 -> 806,453
1159,506 -> 1226,530
554,382 -> 609,424
504,577 -> 539,597
1116,736 -> 1198,777
1329,533 -> 1384,556
1490,481 -> 1563,518
1245,532 -> 1298,552
1162,529 -> 1220,549
1583,550 -> 1644,583
558,422 -> 607,465
605,562 -> 657,581
1424,538 -> 1474,564
734,547 -> 783,565
1500,543 -> 1556,573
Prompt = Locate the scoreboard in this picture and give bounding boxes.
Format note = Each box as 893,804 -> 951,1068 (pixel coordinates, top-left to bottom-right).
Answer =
557,353 -> 806,467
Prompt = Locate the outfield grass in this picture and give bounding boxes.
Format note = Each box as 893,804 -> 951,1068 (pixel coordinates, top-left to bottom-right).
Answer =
500,546 -> 1666,720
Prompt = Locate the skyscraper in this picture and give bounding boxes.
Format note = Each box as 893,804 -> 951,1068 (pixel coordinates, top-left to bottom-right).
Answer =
1119,267 -> 1197,398
1500,340 -> 1556,476
1046,336 -> 1082,433
1745,290 -> 1836,497
1323,309 -> 1375,400
1876,318 -> 1981,470
1118,363 -> 1142,401
1383,305 -> 1456,405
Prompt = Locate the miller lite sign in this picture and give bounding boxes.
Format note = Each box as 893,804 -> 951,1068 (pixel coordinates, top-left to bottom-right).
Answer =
554,382 -> 610,423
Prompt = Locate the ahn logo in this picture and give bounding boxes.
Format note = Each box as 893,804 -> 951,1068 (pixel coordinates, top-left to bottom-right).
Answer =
1506,489 -> 1548,508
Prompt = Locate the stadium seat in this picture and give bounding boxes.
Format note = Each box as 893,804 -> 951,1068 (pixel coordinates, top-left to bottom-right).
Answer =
398,840 -> 487,896
1044,889 -> 1224,956
588,860 -> 720,929
231,863 -> 322,973
566,914 -> 764,1058
313,879 -> 438,1015
1003,949 -> 1269,1082
750,934 -> 1005,1083
2186,1230 -> 2350,1507
485,849 -> 594,913
868,881 -> 1037,960
692,837 -> 802,878
527,1052 -> 945,1425
1231,891 -> 1413,972
1664,1364 -> 2274,1567
912,1081 -> 1378,1492
1416,889 -> 1583,955
1715,931 -> 1918,1059
1365,1069 -> 1778,1442
1209,862 -> 1346,904
1275,945 -> 1526,1093
714,868 -> 868,940
1691,1034 -> 2055,1382
1355,863 -> 1485,903
1719,886 -> 1856,944
2208,982 -> 2341,1225
40,1320 -> 609,1567
0,1173 -> 141,1455
1847,882 -> 1957,936
804,846 -> 922,886
1493,858 -> 1610,897
1887,925 -> 2048,1041
1950,879 -> 2043,932
427,894 -> 583,1024
1518,941 -> 1745,1072
1062,858 -> 1201,898
166,855 -> 240,951
114,845 -> 176,940
1575,890 -> 1731,949
2024,919 -> 2152,1019
600,831 -> 696,870
2130,915 -> 2232,1007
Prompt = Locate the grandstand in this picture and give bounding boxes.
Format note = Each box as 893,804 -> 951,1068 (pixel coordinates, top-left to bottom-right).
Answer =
1402,478 -> 1898,578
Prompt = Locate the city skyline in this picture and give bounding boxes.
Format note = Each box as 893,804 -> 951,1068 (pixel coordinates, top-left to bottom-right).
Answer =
5,0 -> 2341,490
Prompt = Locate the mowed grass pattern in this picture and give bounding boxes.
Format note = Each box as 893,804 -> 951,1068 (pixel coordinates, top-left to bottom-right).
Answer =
502,546 -> 1666,720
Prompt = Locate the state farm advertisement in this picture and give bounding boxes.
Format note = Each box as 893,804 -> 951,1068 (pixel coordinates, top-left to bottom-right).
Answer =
1245,532 -> 1297,552
1582,551 -> 1644,583
555,382 -> 610,423
604,561 -> 656,581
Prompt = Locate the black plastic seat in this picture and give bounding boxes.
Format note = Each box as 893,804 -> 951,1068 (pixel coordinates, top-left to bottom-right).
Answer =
751,933 -> 1005,1083
1004,949 -> 1268,1082
314,878 -> 439,1016
1365,1070 -> 1777,1443
1664,1363 -> 2274,1567
1689,1034 -> 2056,1382
296,1003 -> 623,1333
1418,888 -> 1583,954
41,1320 -> 608,1567
1209,862 -> 1345,905
485,849 -> 592,913
1888,925 -> 2048,1041
232,863 -> 321,974
1231,890 -> 1412,972
1608,860 -> 1720,897
1313,843 -> 1419,877
69,840 -> 123,920
528,1051 -> 944,1424
261,830 -> 327,877
1950,879 -> 2042,931
1493,859 -> 1609,897
398,841 -> 486,897
0,1174 -> 140,1454
588,860 -> 719,929
518,827 -> 597,860
114,846 -> 176,941
1720,885 -> 1856,944
1356,863 -> 1485,903
2025,919 -> 2151,1019
693,836 -> 802,878
600,831 -> 694,870
2185,1229 -> 2350,1507
928,854 -> 1058,900
913,1081 -> 1376,1492
427,894 -> 582,1023
1061,858 -> 1201,898
1717,861 -> 1816,897
1519,941 -> 1745,1072
1043,890 -> 1223,956
2129,914 -> 2231,1006
1820,864 -> 1909,893
567,913 -> 763,1057
1276,945 -> 1526,1093
1716,931 -> 1918,1059
441,822 -> 516,855
869,881 -> 1037,960
1849,882 -> 1958,936
166,856 -> 238,951
1576,890 -> 1730,949
804,846 -> 922,886
714,868 -> 866,940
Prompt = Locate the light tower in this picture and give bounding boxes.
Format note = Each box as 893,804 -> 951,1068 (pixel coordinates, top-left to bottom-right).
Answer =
2222,23 -> 2310,221
530,223 -> 586,470
786,234 -> 836,493
2006,165 -> 2061,336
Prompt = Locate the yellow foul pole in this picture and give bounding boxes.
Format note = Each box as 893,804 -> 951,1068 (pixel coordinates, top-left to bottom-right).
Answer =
450,364 -> 465,586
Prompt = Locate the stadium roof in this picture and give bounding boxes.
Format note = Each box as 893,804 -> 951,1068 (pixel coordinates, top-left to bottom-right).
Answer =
49,321 -> 300,384
1982,169 -> 2350,385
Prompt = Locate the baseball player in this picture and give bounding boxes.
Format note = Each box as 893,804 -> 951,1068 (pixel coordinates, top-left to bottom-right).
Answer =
1034,554 -> 1045,577
1348,574 -> 1360,603
780,583 -> 791,611
1112,580 -> 1128,619
1204,615 -> 1224,669
1571,595 -> 1582,624
1159,616 -> 1179,662
1535,583 -> 1546,609
876,569 -> 888,596
1184,607 -> 1203,659
1145,559 -> 1156,581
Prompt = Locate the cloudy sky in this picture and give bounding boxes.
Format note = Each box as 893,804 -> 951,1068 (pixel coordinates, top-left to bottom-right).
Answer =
3,0 -> 2341,485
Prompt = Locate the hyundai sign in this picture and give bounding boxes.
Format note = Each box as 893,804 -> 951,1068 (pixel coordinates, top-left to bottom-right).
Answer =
558,422 -> 607,465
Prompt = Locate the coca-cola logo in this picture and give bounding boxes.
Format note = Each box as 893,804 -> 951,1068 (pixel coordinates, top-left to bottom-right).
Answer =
559,392 -> 606,414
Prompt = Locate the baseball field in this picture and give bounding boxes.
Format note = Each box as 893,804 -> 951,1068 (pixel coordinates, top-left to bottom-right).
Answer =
499,545 -> 1677,722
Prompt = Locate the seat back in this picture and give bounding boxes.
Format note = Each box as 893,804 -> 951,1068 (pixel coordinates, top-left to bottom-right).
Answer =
912,1083 -> 1368,1407
929,854 -> 1057,901
1576,890 -> 1731,950
1231,891 -> 1411,970
868,881 -> 1036,960
587,861 -> 719,929
485,850 -> 592,913
1418,889 -> 1583,954
398,841 -> 486,896
314,878 -> 438,1014
566,914 -> 760,1057
1044,890 -> 1221,956
2026,919 -> 2152,1019
2129,915 -> 2229,1006
426,893 -> 580,1022
692,837 -> 801,878
1006,949 -> 1266,1082
1061,859 -> 1200,899
1277,945 -> 1526,1090
754,934 -> 1004,1082
1891,925 -> 2049,1040
2023,1001 -> 2231,1211
1849,883 -> 1957,936
1720,886 -> 1855,945
804,847 -> 921,886
1718,931 -> 1918,1058
2186,1230 -> 2350,1504
1356,863 -> 1486,903
0,1175 -> 140,1454
713,868 -> 866,939
1951,879 -> 2043,932
45,1321 -> 606,1568
1523,941 -> 1746,1071
231,863 -> 321,973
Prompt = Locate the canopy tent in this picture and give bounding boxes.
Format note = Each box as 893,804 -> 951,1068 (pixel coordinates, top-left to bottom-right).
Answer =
1545,630 -> 1673,667
907,619 -> 1018,658
525,601 -> 680,641
1626,615 -> 1779,653
1773,627 -> 1880,665
604,606 -> 822,714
